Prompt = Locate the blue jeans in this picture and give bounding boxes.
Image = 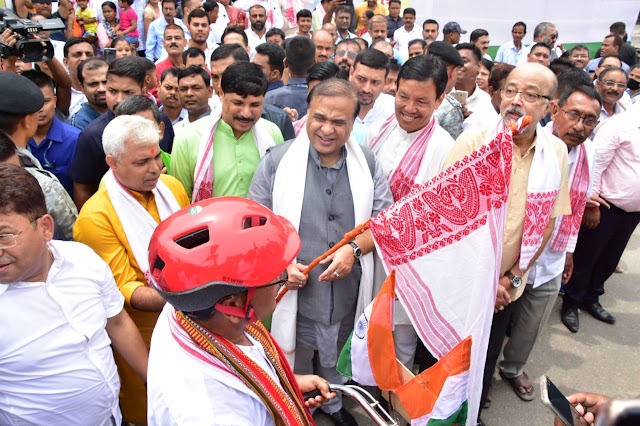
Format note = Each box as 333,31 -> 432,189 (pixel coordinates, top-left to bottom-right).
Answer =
124,35 -> 138,45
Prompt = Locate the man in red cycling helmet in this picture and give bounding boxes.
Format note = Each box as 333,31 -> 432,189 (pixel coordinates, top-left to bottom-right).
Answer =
146,196 -> 335,425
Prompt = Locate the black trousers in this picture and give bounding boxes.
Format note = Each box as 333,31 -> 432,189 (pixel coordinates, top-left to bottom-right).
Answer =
477,303 -> 515,420
563,202 -> 640,309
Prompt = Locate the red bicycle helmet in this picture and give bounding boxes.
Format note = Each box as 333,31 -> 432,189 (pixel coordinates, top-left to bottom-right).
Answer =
148,197 -> 300,316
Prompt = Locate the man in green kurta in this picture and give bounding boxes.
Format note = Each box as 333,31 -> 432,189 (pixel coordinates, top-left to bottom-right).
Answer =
170,61 -> 283,200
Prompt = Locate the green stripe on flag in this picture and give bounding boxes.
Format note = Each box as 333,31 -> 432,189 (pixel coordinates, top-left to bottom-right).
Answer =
336,331 -> 354,378
427,400 -> 468,426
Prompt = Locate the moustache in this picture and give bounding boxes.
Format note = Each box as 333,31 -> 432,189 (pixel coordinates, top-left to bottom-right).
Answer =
169,43 -> 179,48
505,106 -> 525,117
566,131 -> 585,141
606,90 -> 621,96
233,115 -> 255,123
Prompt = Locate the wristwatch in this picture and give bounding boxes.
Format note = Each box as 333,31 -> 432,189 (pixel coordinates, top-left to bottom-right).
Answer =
348,241 -> 363,259
505,270 -> 523,288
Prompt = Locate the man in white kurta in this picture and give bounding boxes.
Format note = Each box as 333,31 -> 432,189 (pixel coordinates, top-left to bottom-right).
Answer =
148,305 -> 282,425
365,55 -> 455,368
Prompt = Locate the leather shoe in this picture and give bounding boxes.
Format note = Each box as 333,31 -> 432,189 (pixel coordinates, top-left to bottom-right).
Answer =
581,302 -> 616,324
327,407 -> 358,426
561,306 -> 579,333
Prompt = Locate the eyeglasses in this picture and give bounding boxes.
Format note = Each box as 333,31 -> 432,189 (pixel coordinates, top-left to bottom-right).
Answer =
600,80 -> 627,90
548,33 -> 558,39
335,50 -> 357,60
263,270 -> 288,288
561,109 -> 599,129
502,88 -> 551,103
0,218 -> 39,249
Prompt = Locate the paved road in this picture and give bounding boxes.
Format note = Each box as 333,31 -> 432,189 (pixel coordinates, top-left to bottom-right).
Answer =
315,228 -> 640,425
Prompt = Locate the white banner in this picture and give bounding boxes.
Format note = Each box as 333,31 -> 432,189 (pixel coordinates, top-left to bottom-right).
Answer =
374,0 -> 640,45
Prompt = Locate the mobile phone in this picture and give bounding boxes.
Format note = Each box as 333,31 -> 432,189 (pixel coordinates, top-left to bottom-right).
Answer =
596,399 -> 640,426
103,48 -> 117,64
452,90 -> 468,105
540,375 -> 591,426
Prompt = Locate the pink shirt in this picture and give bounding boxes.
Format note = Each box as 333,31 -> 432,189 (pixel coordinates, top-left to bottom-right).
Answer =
591,106 -> 640,212
119,7 -> 139,36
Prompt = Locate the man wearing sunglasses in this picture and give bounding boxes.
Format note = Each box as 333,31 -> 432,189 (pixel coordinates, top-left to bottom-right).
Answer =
333,39 -> 361,71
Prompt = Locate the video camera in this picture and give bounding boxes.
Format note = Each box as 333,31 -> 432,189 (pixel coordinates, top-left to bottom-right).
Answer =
0,8 -> 65,62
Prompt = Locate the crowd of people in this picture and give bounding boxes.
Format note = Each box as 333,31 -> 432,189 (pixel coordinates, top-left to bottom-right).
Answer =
0,0 -> 639,425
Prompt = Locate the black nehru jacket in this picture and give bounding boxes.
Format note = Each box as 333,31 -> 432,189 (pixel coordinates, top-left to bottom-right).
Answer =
71,111 -> 174,185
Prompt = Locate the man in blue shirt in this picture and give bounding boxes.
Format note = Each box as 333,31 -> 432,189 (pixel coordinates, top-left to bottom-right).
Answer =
386,0 -> 402,39
71,58 -> 109,131
146,0 -> 189,62
265,36 -> 313,119
24,71 -> 80,197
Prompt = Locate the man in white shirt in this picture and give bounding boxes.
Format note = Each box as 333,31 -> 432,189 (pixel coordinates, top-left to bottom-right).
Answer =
350,48 -> 394,144
335,6 -> 357,43
233,0 -> 285,32
470,28 -> 492,60
312,0 -> 330,31
63,37 -> 96,119
454,43 -> 494,130
186,8 -> 218,65
366,53 -> 455,204
365,55 -> 455,367
392,7 -> 420,58
562,104 -> 640,333
517,22 -> 558,65
363,15 -> 403,65
245,4 -> 268,52
0,163 -> 148,426
593,66 -> 628,135
176,65 -> 214,129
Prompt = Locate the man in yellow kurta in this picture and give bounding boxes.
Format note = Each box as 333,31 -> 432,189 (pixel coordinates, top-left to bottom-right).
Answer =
74,115 -> 189,425
354,0 -> 388,33
445,63 -> 571,421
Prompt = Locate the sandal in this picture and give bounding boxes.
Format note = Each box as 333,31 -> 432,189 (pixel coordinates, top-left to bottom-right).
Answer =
499,370 -> 535,401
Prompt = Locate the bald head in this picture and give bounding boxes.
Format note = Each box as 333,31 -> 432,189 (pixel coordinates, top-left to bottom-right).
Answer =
322,23 -> 338,43
313,30 -> 335,63
501,63 -> 557,132
511,62 -> 557,97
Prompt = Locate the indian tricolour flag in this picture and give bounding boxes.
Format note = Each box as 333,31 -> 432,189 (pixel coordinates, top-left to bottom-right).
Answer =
338,121 -> 515,425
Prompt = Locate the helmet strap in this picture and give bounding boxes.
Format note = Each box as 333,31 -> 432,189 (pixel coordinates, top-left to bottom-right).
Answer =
214,287 -> 258,322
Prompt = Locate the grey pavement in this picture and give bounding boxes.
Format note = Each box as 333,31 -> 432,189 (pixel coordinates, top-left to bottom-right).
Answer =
315,228 -> 640,426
